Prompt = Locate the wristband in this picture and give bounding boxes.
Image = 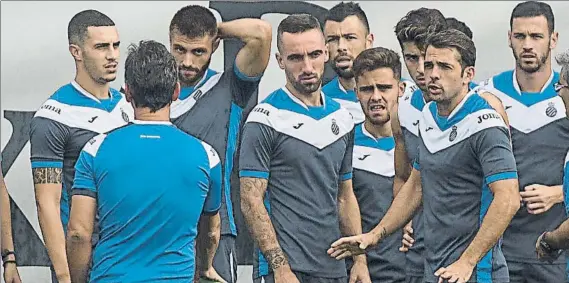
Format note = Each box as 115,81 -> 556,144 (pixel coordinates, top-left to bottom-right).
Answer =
1,250 -> 14,261
2,260 -> 16,268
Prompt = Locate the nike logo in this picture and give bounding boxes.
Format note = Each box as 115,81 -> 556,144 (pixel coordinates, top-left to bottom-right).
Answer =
505,106 -> 512,110
412,120 -> 419,126
293,123 -> 304,129
358,154 -> 371,161
425,127 -> 434,132
88,116 -> 98,123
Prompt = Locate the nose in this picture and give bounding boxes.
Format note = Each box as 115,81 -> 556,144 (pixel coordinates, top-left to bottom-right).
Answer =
301,56 -> 315,74
371,87 -> 384,101
106,45 -> 119,61
337,37 -> 348,53
417,56 -> 425,75
182,53 -> 194,68
429,65 -> 440,82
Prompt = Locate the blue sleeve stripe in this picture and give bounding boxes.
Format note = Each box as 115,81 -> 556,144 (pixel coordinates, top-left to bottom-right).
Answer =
233,62 -> 262,82
239,170 -> 269,179
71,189 -> 97,199
31,161 -> 63,169
485,171 -> 518,184
340,172 -> 352,181
412,161 -> 421,171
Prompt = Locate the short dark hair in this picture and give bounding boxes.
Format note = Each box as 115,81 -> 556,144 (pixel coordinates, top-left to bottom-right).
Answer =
425,29 -> 476,72
446,17 -> 473,39
277,14 -> 322,52
326,2 -> 369,33
124,40 -> 178,113
68,9 -> 115,45
394,8 -> 447,51
353,47 -> 402,81
169,5 -> 217,40
510,1 -> 555,34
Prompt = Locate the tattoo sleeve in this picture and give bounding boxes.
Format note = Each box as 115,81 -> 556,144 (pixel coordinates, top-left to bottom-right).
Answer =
33,167 -> 62,184
240,177 -> 289,271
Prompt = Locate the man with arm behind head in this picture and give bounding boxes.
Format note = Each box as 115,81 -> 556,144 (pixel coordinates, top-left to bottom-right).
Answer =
166,6 -> 272,282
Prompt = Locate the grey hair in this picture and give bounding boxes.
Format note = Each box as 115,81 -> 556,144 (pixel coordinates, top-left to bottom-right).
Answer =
556,50 -> 569,80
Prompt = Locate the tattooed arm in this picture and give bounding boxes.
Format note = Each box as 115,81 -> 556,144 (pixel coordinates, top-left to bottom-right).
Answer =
33,167 -> 71,283
240,177 -> 296,281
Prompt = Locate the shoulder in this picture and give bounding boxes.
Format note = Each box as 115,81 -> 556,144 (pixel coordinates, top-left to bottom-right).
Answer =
478,69 -> 514,90
199,140 -> 220,169
82,134 -> 108,157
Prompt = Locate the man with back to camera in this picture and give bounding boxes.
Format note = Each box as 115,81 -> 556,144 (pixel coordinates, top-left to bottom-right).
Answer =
66,40 -> 224,283
534,49 -> 569,264
29,9 -> 133,283
165,6 -> 272,282
477,2 -> 569,282
328,29 -> 521,283
348,47 -> 408,282
323,1 -> 374,124
389,8 -> 448,283
240,13 -> 371,283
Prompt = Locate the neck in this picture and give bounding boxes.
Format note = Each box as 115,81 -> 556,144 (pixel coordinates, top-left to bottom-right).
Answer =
134,106 -> 171,122
515,62 -> 552,93
437,87 -> 469,117
339,76 -> 356,92
285,82 -> 322,107
75,69 -> 110,99
364,119 -> 392,138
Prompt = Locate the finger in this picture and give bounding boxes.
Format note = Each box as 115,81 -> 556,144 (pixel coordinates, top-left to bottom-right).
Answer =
330,247 -> 348,258
527,202 -> 545,210
405,226 -> 414,234
335,250 -> 353,260
399,246 -> 409,252
520,190 -> 540,198
528,208 -> 546,215
434,267 -> 445,277
438,276 -> 444,283
524,185 -> 538,191
403,233 -> 415,244
331,237 -> 357,247
449,274 -> 459,282
522,196 -> 543,203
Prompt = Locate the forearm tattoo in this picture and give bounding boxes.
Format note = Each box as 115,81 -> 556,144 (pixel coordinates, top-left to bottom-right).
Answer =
264,247 -> 289,271
32,168 -> 62,184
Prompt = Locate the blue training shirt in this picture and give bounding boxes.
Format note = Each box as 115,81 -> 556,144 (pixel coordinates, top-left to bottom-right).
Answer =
72,120 -> 222,283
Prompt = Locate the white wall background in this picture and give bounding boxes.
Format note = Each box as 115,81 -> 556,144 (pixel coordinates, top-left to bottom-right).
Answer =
1,1 -> 568,282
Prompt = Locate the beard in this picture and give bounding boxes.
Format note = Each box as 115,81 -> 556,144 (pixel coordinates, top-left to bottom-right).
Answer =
84,58 -> 116,85
331,62 -> 355,79
287,70 -> 323,95
178,57 -> 211,86
513,48 -> 549,74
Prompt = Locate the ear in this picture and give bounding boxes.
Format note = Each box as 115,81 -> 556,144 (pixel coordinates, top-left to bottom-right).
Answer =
323,48 -> 329,63
398,81 -> 405,97
507,30 -> 512,49
69,44 -> 82,61
172,82 -> 181,102
463,66 -> 475,85
276,52 -> 285,70
366,33 -> 374,49
212,37 -> 221,53
124,84 -> 132,102
550,31 -> 559,50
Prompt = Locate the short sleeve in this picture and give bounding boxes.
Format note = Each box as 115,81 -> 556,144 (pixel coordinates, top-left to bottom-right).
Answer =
471,127 -> 518,185
29,117 -> 69,169
72,134 -> 106,198
202,143 -> 222,215
228,60 -> 263,108
238,122 -> 275,180
72,150 -> 97,198
339,129 -> 355,181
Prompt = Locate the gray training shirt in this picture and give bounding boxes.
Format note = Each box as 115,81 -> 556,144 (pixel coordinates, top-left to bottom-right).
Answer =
397,80 -> 426,277
240,87 -> 354,278
29,81 -> 133,230
350,123 -> 405,282
479,70 -> 569,265
413,91 -> 518,283
171,63 -> 261,236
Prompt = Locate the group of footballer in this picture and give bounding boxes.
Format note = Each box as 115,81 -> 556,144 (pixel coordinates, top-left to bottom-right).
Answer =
1,1 -> 569,283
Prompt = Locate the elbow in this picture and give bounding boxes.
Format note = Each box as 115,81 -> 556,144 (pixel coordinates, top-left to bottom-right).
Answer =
255,20 -> 273,42
66,226 -> 91,245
